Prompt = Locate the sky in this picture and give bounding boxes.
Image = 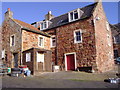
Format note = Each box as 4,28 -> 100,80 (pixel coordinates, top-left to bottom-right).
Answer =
1,2 -> 119,25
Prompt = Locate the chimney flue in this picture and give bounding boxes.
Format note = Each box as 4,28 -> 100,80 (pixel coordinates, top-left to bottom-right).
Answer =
5,8 -> 13,19
8,8 -> 10,11
45,11 -> 54,20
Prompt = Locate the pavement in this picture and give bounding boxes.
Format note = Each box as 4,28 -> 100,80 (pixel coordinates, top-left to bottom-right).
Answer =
1,64 -> 120,88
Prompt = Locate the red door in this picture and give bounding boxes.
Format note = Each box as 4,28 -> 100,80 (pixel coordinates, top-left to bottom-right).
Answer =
66,54 -> 75,70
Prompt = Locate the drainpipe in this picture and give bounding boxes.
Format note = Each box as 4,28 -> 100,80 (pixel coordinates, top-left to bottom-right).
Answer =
20,29 -> 23,65
55,29 -> 58,65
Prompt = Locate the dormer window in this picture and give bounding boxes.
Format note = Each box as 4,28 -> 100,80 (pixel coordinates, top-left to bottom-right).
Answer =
40,21 -> 49,30
68,9 -> 81,22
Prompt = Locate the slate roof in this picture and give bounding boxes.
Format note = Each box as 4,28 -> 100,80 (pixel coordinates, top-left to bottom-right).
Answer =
33,2 -> 97,30
110,23 -> 120,33
13,19 -> 50,37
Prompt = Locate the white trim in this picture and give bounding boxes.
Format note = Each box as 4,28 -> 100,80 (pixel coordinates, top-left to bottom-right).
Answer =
40,20 -> 49,30
50,35 -> 56,48
38,36 -> 44,48
36,52 -> 45,71
10,34 -> 15,47
106,21 -> 110,31
68,8 -> 81,22
64,52 -> 77,71
74,29 -> 82,43
2,49 -> 5,59
26,52 -> 31,62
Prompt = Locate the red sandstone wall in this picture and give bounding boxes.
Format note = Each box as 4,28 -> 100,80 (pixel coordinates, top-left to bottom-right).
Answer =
93,2 -> 115,72
22,30 -> 50,51
2,18 -> 22,67
55,18 -> 97,70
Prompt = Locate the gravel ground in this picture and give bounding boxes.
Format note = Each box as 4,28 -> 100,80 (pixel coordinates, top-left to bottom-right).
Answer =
1,64 -> 120,88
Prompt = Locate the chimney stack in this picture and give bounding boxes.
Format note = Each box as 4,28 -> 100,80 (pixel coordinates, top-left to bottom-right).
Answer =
5,8 -> 13,19
45,11 -> 54,20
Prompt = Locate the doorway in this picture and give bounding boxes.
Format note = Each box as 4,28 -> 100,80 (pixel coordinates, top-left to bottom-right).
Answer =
65,52 -> 76,71
13,53 -> 18,68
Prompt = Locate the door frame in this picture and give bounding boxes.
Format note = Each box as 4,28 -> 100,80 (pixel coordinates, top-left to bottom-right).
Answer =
64,52 -> 77,71
36,52 -> 45,71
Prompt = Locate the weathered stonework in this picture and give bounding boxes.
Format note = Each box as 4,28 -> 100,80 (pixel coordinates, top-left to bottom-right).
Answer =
22,30 -> 50,51
2,19 -> 22,67
44,2 -> 115,73
91,2 -> 114,72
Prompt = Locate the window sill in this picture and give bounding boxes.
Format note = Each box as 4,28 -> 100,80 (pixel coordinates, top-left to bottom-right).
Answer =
51,46 -> 56,48
74,41 -> 82,44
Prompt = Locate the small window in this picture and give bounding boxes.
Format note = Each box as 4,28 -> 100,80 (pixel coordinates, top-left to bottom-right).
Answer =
38,36 -> 44,47
40,21 -> 48,30
114,35 -> 120,44
2,49 -> 5,59
114,50 -> 119,58
74,30 -> 82,43
68,9 -> 80,22
51,36 -> 56,47
10,35 -> 15,46
26,53 -> 31,62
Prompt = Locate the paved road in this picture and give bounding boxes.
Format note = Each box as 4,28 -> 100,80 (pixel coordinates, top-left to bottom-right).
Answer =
2,70 -> 119,88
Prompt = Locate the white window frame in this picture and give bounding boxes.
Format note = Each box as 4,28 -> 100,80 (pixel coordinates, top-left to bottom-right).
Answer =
107,34 -> 111,46
26,52 -> 31,62
106,21 -> 110,31
10,34 -> 15,46
2,49 -> 5,59
51,35 -> 56,47
68,8 -> 80,22
114,35 -> 120,44
40,21 -> 49,30
38,36 -> 44,47
74,29 -> 82,43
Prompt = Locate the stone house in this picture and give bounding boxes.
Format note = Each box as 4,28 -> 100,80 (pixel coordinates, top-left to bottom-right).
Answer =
2,2 -> 115,73
31,2 -> 115,73
2,8 -> 52,74
110,23 -> 120,58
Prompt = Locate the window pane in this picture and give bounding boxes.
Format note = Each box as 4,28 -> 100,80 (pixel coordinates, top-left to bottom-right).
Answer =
75,31 -> 81,42
70,12 -> 73,20
114,50 -> 119,58
26,53 -> 31,62
76,35 -> 81,41
44,22 -> 47,28
75,31 -> 80,36
74,11 -> 78,19
39,37 -> 43,46
11,35 -> 14,46
41,23 -> 43,29
52,37 -> 56,46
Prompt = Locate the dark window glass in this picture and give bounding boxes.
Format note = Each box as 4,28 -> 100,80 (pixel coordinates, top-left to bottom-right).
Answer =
75,31 -> 81,42
11,35 -> 14,46
41,23 -> 43,29
74,10 -> 78,19
70,12 -> 73,20
52,37 -> 56,46
114,50 -> 119,58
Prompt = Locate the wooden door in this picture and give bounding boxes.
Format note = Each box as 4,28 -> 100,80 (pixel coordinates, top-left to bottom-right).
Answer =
66,54 -> 75,70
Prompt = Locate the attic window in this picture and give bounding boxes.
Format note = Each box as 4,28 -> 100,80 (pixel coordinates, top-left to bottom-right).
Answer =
68,9 -> 80,22
40,21 -> 49,30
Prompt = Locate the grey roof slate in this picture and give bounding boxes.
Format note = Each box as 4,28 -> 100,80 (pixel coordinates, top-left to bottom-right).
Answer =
32,2 -> 97,30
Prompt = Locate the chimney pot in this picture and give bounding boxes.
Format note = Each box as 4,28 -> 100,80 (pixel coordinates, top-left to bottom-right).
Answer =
48,11 -> 52,14
8,8 -> 10,11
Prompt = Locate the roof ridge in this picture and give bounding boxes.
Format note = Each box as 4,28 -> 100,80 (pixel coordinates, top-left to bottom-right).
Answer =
13,19 -> 50,37
50,2 -> 97,21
